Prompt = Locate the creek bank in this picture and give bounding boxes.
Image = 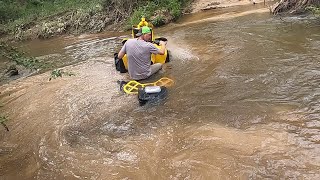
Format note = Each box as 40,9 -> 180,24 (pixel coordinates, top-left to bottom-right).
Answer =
2,10 -> 118,41
1,0 -> 271,42
0,0 -> 189,42
189,0 -> 270,13
1,0 -> 318,42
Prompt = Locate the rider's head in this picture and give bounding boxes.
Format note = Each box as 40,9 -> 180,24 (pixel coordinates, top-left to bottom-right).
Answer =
140,26 -> 152,42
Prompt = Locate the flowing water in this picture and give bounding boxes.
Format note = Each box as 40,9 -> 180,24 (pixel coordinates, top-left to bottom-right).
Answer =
1,5 -> 320,180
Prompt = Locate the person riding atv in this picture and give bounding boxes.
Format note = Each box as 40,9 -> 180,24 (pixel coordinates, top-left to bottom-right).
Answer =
114,18 -> 170,80
117,26 -> 167,80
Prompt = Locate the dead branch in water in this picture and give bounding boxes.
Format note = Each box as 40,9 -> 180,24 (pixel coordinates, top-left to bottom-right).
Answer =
1,122 -> 9,131
0,116 -> 9,131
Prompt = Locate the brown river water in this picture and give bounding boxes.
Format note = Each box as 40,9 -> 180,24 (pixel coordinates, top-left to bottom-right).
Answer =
1,4 -> 320,180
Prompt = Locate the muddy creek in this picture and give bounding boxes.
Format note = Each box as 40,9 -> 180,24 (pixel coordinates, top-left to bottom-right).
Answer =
1,5 -> 320,180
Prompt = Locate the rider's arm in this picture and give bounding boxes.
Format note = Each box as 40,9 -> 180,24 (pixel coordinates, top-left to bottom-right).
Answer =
158,41 -> 167,55
118,50 -> 125,59
118,43 -> 126,59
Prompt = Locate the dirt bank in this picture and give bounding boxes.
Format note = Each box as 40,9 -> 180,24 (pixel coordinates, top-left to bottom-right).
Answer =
190,0 -> 270,13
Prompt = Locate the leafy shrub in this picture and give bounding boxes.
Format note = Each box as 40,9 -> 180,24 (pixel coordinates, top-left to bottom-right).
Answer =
49,69 -> 75,81
127,1 -> 157,28
0,1 -> 22,24
306,5 -> 320,15
152,15 -> 165,27
126,0 -> 190,28
1,0 -> 192,35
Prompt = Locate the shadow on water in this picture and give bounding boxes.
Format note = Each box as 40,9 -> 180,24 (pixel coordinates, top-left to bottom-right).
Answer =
1,6 -> 320,179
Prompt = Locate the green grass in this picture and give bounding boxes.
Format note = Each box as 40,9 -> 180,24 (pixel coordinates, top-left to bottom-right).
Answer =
1,0 -> 104,31
1,0 -> 192,36
152,15 -> 166,27
127,0 -> 191,29
127,1 -> 158,28
49,69 -> 75,81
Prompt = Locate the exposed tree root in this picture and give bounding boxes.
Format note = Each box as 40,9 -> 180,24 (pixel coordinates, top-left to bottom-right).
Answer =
271,0 -> 320,14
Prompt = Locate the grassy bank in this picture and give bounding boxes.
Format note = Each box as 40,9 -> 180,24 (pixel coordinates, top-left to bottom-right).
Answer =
127,0 -> 191,28
0,0 -> 192,40
0,0 -> 104,24
0,0 -> 104,36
